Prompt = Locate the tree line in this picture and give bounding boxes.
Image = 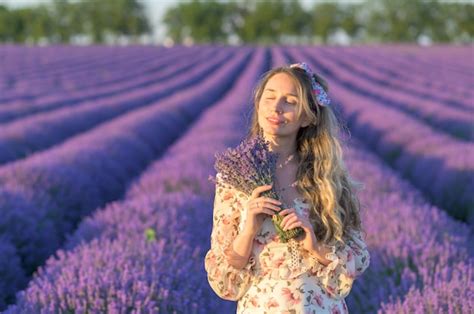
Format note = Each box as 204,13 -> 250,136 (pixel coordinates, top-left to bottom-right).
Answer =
0,0 -> 150,44
0,0 -> 472,45
164,0 -> 473,45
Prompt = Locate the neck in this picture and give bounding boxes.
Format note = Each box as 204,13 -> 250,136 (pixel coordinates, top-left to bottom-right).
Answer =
262,132 -> 298,163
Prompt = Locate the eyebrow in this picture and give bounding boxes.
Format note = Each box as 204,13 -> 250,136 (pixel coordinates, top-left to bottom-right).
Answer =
264,88 -> 298,97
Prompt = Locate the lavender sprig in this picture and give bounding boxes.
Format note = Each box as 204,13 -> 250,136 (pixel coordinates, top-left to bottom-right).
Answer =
210,135 -> 304,242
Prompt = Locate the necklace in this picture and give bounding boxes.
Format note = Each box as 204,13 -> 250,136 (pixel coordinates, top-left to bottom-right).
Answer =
277,153 -> 294,169
275,153 -> 298,193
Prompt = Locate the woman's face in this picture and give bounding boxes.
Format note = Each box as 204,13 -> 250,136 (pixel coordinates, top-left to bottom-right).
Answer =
257,72 -> 311,138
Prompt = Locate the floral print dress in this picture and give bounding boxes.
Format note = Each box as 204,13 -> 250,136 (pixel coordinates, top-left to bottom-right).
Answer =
204,173 -> 370,314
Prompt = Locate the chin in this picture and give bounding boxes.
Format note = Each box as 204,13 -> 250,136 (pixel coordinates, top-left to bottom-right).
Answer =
262,128 -> 282,137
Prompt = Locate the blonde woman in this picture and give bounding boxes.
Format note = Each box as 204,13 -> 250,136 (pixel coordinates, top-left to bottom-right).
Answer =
204,62 -> 370,313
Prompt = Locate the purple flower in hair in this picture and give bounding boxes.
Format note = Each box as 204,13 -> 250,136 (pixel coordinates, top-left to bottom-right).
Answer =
290,62 -> 331,107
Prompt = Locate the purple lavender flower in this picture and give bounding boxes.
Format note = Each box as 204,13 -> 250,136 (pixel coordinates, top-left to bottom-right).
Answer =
211,134 -> 304,242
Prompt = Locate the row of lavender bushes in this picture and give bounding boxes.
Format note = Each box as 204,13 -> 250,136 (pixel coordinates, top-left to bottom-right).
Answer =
5,46 -> 269,314
316,47 -> 473,141
0,46 -> 168,102
6,46 -> 473,313
342,138 -> 473,313
286,47 -> 474,226
332,46 -> 473,108
0,47 -> 208,123
0,47 -> 230,164
0,49 -> 251,309
349,46 -> 473,93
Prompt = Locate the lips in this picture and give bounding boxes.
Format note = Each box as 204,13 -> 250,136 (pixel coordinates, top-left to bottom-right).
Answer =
267,117 -> 284,124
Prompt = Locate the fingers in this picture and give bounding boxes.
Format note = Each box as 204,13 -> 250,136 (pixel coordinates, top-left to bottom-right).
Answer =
279,210 -> 312,232
279,209 -> 305,230
283,221 -> 303,231
254,198 -> 281,212
248,199 -> 281,216
262,209 -> 278,216
265,203 -> 281,212
279,208 -> 295,216
248,194 -> 282,213
259,197 -> 282,206
281,214 -> 299,230
251,184 -> 273,198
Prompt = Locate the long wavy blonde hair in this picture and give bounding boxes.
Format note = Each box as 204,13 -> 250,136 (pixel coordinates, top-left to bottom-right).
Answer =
246,66 -> 366,245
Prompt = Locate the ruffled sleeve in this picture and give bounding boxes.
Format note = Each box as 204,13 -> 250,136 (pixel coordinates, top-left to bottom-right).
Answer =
204,173 -> 256,301
307,228 -> 370,300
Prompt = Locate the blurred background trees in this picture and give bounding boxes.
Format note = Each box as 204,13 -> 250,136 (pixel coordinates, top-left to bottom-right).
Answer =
0,0 -> 151,44
0,0 -> 472,45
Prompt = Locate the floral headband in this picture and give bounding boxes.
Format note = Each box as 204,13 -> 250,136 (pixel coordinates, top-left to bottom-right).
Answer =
289,62 -> 331,107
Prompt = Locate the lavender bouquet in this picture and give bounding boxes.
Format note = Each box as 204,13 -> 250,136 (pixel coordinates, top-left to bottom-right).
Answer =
210,134 -> 304,243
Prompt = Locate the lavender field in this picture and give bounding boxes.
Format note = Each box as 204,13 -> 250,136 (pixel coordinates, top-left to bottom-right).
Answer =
0,44 -> 472,313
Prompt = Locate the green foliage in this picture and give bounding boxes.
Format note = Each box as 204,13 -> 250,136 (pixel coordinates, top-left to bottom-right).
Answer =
365,0 -> 474,43
78,0 -> 150,43
163,0 -> 231,43
0,0 -> 472,44
235,0 -> 310,43
0,4 -> 54,42
0,0 -> 150,44
163,0 -> 473,45
311,3 -> 342,41
144,227 -> 156,242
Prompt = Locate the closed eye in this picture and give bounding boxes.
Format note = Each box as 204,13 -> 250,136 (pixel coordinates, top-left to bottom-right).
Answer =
263,95 -> 297,104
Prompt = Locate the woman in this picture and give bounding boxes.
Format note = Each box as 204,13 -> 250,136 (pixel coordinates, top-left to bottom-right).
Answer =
204,62 -> 370,313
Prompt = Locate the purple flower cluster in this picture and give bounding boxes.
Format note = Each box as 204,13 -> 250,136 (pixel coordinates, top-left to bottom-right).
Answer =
15,237 -> 201,313
0,237 -> 26,310
334,46 -> 472,111
343,138 -> 473,313
0,46 -> 190,117
0,46 -> 231,165
213,134 -> 304,242
212,134 -> 279,195
379,261 -> 473,313
314,47 -> 473,140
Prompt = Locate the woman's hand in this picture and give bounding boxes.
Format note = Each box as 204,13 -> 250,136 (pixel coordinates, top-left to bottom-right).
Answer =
243,185 -> 282,236
279,208 -> 318,253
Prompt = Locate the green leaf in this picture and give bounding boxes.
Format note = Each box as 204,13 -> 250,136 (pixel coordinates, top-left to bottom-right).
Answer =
144,227 -> 156,242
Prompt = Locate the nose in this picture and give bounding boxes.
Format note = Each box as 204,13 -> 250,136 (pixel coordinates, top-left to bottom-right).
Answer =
269,96 -> 285,114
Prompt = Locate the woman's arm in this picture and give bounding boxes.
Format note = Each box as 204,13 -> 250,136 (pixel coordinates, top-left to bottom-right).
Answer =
307,241 -> 333,266
204,173 -> 256,301
226,225 -> 257,269
306,228 -> 371,300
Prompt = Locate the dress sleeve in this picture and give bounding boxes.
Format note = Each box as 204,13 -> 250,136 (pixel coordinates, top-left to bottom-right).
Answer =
204,173 -> 256,301
307,228 -> 370,300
